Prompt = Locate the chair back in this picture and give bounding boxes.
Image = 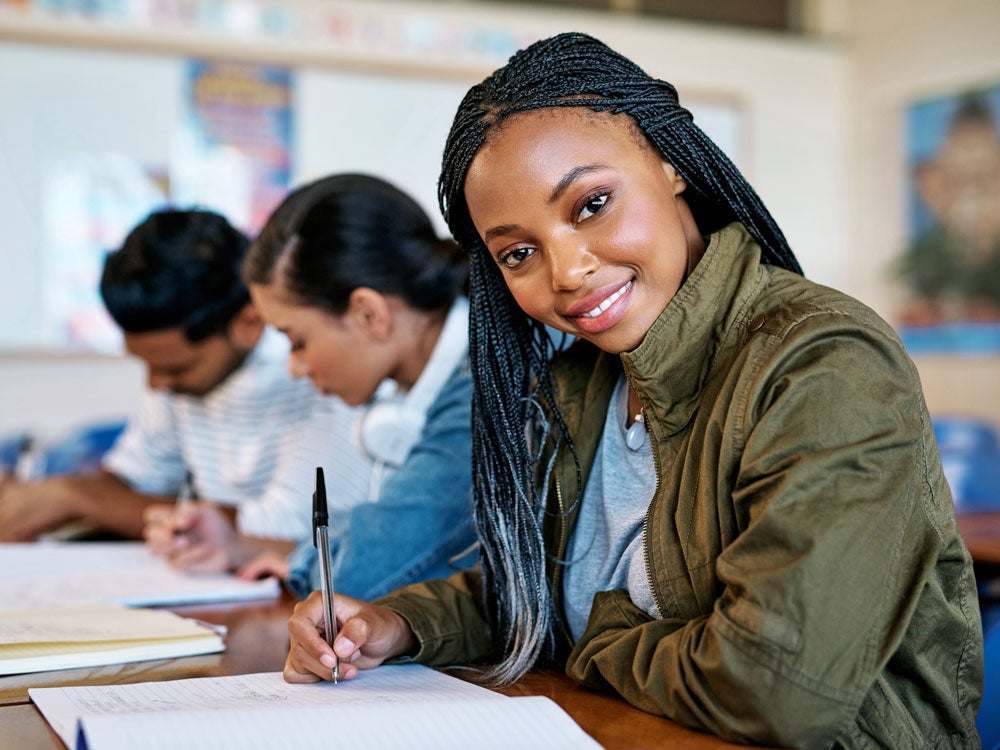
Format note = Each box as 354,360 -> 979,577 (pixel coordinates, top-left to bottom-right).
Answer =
934,417 -> 1000,513
39,420 -> 126,477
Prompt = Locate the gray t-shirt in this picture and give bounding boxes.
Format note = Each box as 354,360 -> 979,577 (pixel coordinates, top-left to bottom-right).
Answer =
562,374 -> 660,642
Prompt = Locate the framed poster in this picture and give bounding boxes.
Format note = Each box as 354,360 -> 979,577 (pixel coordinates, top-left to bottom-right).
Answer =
895,83 -> 1000,354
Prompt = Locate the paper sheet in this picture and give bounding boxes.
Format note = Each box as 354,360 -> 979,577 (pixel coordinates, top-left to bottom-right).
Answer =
0,542 -> 278,609
30,667 -> 602,750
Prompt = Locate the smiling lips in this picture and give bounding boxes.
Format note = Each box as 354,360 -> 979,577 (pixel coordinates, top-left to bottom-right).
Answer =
578,280 -> 633,318
565,279 -> 634,335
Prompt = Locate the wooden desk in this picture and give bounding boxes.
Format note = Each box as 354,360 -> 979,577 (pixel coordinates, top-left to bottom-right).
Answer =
0,591 -> 751,750
957,510 -> 1000,567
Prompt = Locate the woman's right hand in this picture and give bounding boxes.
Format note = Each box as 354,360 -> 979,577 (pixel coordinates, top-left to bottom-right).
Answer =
284,590 -> 417,683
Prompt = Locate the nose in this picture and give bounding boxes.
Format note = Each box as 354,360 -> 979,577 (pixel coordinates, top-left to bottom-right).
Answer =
547,236 -> 598,292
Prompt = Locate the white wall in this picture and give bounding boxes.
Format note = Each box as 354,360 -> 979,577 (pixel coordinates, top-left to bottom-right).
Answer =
0,355 -> 143,441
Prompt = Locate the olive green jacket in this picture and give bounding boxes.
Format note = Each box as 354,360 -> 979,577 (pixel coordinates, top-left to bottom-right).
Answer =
378,224 -> 983,748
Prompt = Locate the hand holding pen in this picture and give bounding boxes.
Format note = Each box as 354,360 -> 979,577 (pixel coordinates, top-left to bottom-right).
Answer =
171,470 -> 199,537
312,467 -> 339,683
284,467 -> 418,685
143,471 -> 235,572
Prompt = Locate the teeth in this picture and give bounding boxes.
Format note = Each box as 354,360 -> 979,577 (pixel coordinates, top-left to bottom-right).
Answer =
580,281 -> 632,318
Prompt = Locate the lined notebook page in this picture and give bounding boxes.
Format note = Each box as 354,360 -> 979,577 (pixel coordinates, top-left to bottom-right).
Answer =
77,696 -> 602,750
30,667 -> 602,749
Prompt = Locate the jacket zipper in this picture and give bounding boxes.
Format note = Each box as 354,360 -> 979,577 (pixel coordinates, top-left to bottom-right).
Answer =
552,475 -> 569,631
632,376 -> 667,620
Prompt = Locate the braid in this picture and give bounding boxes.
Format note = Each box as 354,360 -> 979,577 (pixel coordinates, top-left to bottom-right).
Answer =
439,31 -> 802,686
465,250 -> 568,684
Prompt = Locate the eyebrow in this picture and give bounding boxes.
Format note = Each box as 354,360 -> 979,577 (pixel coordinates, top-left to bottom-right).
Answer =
481,164 -> 608,244
548,164 -> 606,204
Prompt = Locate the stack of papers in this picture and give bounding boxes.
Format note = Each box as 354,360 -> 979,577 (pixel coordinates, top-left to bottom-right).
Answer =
0,604 -> 224,675
0,542 -> 277,675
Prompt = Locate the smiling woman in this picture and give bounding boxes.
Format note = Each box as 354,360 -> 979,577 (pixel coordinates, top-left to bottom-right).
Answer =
283,32 -> 983,749
465,108 -> 703,353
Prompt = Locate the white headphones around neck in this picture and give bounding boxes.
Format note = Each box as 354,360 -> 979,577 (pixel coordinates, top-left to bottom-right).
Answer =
352,297 -> 469,468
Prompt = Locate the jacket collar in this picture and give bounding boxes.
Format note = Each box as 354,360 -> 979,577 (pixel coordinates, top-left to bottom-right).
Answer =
621,222 -> 766,436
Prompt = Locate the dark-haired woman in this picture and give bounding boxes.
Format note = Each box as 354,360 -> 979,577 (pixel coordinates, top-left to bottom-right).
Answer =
285,36 -> 982,748
145,174 -> 477,601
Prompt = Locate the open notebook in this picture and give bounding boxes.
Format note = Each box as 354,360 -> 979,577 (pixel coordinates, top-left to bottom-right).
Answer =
0,604 -> 224,675
0,542 -> 278,610
30,665 -> 603,750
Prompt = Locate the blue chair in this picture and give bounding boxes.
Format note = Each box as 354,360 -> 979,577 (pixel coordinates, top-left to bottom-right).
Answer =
934,417 -> 1000,513
980,622 -> 1000,750
39,420 -> 127,477
0,431 -> 32,474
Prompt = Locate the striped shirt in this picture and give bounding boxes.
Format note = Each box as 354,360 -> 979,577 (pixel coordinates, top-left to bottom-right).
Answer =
103,327 -> 375,540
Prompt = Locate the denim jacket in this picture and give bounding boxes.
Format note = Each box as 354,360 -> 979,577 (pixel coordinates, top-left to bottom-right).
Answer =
287,358 -> 477,601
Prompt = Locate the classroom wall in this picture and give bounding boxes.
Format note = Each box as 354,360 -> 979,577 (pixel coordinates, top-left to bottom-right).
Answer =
845,0 -> 1000,427
0,0 -> 849,441
1,0 -> 997,440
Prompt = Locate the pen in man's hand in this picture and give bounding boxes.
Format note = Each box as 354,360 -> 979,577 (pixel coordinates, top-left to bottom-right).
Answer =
313,466 -> 339,683
173,470 -> 198,538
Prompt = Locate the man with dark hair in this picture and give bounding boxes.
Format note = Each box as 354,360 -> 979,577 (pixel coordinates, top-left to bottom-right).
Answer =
0,208 -> 372,547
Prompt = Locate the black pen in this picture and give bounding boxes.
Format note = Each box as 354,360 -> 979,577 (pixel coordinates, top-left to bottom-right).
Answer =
173,470 -> 198,538
312,466 -> 339,683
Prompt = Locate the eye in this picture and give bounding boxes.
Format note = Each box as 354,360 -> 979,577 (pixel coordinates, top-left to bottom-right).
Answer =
496,246 -> 535,269
288,339 -> 305,353
578,192 -> 608,221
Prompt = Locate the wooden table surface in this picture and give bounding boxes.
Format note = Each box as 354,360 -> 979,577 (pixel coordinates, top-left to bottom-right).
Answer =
957,510 -> 1000,567
0,589 -> 753,750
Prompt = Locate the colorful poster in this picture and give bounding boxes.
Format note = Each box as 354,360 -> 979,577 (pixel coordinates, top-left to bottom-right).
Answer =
172,59 -> 292,234
894,82 -> 1000,354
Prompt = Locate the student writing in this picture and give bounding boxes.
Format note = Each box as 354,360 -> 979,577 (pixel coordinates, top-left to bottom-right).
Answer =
284,33 -> 983,748
0,209 -> 364,545
145,174 -> 479,600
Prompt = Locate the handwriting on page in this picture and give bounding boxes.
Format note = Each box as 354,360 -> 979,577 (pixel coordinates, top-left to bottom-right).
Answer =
30,666 -> 508,749
62,668 -> 500,714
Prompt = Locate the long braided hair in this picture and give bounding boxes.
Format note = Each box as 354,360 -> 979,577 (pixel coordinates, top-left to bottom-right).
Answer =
439,32 -> 802,685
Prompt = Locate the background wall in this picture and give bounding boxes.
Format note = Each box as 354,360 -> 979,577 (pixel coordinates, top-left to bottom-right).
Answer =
0,0 -> 997,442
845,0 -> 1000,424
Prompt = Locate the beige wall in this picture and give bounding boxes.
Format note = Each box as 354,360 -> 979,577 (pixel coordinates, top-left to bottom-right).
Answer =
845,0 -> 1000,428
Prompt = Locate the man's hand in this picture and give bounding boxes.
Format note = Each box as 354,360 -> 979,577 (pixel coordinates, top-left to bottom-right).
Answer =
0,476 -> 83,541
143,500 -> 237,572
